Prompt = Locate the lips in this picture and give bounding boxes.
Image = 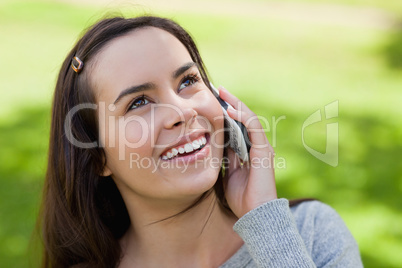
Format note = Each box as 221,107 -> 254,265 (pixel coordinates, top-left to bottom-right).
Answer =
160,133 -> 208,160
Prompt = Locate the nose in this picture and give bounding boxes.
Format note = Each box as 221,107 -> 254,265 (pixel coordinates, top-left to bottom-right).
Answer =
162,101 -> 198,129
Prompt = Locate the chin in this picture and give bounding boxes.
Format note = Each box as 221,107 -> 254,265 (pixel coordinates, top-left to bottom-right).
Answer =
175,166 -> 221,197
197,169 -> 220,191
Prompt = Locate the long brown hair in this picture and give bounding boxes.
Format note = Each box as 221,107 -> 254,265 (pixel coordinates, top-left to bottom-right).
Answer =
38,16 -> 228,268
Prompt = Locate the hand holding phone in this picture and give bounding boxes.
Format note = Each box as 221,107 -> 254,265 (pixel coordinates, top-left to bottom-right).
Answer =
211,85 -> 278,218
210,83 -> 251,162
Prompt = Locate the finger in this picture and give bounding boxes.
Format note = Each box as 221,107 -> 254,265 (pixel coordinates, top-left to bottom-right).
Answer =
218,87 -> 265,141
218,86 -> 275,156
218,86 -> 253,115
220,87 -> 269,145
226,105 -> 273,155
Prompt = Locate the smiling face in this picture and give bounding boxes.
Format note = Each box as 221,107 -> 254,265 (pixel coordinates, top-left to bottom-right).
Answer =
90,27 -> 224,207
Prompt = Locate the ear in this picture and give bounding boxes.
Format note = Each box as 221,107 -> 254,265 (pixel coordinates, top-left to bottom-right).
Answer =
100,151 -> 112,177
101,165 -> 112,177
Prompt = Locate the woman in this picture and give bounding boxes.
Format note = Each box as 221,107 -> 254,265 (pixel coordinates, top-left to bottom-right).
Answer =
39,16 -> 362,267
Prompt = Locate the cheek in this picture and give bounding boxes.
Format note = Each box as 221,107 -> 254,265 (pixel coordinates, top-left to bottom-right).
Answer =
120,117 -> 150,146
196,90 -> 224,123
197,94 -> 225,147
117,116 -> 154,162
98,113 -> 151,148
101,115 -> 154,166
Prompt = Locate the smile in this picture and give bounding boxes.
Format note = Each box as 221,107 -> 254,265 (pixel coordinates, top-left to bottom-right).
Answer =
161,134 -> 208,161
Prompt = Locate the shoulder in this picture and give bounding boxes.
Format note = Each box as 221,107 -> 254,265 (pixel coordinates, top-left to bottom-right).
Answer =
289,199 -> 352,241
290,200 -> 363,267
231,199 -> 363,267
290,199 -> 341,227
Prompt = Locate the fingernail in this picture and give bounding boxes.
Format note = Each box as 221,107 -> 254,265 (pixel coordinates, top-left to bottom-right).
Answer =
218,87 -> 224,96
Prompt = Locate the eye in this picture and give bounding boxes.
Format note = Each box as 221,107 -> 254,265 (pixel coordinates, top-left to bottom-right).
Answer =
179,74 -> 200,91
128,94 -> 149,111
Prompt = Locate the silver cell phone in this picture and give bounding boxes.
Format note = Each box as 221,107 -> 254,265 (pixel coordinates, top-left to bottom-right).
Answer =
210,84 -> 250,162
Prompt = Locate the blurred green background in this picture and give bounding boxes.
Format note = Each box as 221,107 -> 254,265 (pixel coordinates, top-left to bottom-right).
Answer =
0,0 -> 401,267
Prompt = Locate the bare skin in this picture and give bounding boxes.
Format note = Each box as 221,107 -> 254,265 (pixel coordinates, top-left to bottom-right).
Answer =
90,27 -> 277,268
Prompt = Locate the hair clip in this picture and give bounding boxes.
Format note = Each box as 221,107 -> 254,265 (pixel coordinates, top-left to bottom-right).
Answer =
71,56 -> 84,73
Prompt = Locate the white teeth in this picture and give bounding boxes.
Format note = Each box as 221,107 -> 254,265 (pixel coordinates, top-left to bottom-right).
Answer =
200,137 -> 205,145
201,136 -> 206,145
184,143 -> 194,153
192,140 -> 200,149
162,135 -> 207,160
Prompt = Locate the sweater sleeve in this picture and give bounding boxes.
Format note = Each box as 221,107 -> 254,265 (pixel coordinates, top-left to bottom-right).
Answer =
233,198 -> 363,268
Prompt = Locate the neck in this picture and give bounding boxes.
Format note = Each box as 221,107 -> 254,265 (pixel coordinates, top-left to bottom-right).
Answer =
119,193 -> 243,268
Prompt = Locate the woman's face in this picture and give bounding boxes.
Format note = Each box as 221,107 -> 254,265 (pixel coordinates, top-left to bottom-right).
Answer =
91,27 -> 224,204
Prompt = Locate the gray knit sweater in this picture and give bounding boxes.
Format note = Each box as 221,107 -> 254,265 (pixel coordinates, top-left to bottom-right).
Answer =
220,199 -> 363,268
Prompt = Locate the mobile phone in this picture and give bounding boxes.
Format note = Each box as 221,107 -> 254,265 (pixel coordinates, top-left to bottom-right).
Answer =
210,84 -> 251,162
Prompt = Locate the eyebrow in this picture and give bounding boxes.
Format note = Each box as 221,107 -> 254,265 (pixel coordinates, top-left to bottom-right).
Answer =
113,83 -> 155,105
173,62 -> 196,79
113,62 -> 197,105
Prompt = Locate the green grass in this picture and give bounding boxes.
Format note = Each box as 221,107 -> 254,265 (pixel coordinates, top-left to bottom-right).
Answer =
0,0 -> 401,267
240,0 -> 402,15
